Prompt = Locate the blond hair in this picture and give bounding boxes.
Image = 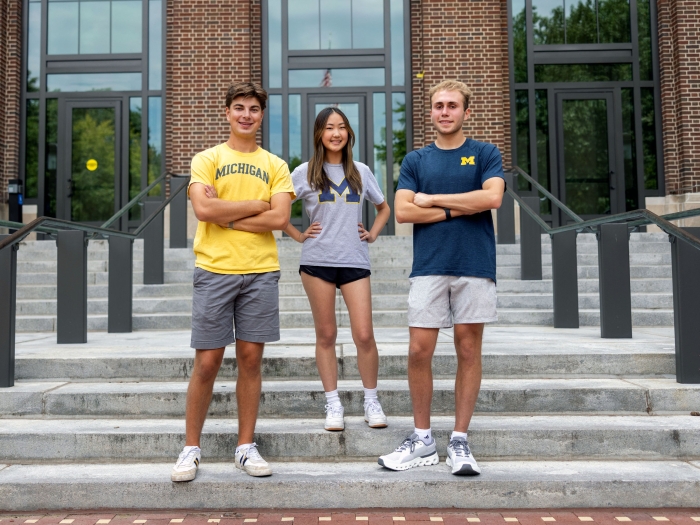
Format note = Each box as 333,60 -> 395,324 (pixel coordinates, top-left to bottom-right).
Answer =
429,80 -> 472,110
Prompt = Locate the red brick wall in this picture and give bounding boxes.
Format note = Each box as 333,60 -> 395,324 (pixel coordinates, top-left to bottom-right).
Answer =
657,0 -> 700,195
409,0 -> 511,166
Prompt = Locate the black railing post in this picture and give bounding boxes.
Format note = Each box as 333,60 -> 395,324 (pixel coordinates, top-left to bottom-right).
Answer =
497,171 -> 516,244
520,196 -> 542,280
57,230 -> 88,344
671,227 -> 700,384
551,230 -> 579,328
597,223 -> 632,338
143,200 -> 164,285
0,236 -> 17,387
169,176 -> 188,249
108,236 -> 133,333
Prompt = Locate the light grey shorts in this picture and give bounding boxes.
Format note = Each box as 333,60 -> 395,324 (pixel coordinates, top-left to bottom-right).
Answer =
407,275 -> 498,328
190,267 -> 281,349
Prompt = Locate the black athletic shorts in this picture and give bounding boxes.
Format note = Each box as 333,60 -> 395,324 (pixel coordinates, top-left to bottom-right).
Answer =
299,265 -> 371,289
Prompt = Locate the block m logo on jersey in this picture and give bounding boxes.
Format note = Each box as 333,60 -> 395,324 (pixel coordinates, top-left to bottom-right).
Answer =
318,178 -> 361,203
461,156 -> 475,166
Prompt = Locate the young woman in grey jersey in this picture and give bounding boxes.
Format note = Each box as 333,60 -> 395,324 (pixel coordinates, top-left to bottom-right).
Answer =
284,107 -> 391,431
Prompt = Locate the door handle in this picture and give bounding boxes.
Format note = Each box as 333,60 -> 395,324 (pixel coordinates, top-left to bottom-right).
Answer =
609,171 -> 615,190
67,178 -> 73,198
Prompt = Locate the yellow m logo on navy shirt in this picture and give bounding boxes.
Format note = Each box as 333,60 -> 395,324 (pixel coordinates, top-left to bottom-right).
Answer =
461,156 -> 475,166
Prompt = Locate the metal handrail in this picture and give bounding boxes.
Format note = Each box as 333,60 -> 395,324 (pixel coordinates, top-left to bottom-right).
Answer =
509,166 -> 585,224
0,219 -> 61,236
99,173 -> 168,231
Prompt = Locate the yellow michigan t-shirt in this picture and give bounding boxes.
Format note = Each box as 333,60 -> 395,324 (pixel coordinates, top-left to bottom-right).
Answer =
188,144 -> 295,274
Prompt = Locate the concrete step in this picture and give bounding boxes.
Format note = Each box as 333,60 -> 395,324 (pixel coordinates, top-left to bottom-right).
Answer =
3,378 -> 697,417
0,459 -> 698,510
1,415 -> 698,462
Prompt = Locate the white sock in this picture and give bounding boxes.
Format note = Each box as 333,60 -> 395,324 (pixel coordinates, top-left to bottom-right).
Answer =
325,389 -> 342,407
363,387 -> 378,405
415,427 -> 433,444
235,443 -> 252,454
451,431 -> 468,441
183,445 -> 200,453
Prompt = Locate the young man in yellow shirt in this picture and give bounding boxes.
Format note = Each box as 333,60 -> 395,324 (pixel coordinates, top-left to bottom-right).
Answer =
171,82 -> 295,481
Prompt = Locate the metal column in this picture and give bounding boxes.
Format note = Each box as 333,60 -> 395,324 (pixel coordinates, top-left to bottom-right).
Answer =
57,230 -> 88,344
497,171 -> 516,244
671,227 -> 700,384
597,223 -> 632,338
519,196 -> 542,280
143,201 -> 164,285
551,230 -> 579,328
0,236 -> 17,387
108,236 -> 133,333
169,176 -> 188,249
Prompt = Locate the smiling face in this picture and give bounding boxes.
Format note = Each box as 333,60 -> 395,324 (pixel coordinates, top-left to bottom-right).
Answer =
226,95 -> 264,139
321,111 -> 349,155
430,89 -> 471,137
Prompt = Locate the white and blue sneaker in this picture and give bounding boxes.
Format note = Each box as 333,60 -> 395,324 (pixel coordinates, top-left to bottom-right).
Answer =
235,443 -> 272,477
171,446 -> 201,482
446,436 -> 481,475
378,433 -> 439,471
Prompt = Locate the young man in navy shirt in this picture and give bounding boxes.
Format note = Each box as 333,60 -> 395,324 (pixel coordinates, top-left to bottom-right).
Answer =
378,80 -> 505,475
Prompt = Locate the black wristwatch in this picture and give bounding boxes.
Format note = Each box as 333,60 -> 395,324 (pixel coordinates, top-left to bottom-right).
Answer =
444,208 -> 452,221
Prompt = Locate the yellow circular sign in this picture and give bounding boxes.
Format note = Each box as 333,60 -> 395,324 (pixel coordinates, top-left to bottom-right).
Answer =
86,159 -> 98,171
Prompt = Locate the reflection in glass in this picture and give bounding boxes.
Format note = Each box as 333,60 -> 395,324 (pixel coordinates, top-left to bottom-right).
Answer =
289,68 -> 385,88
113,1 -> 142,53
562,99 -> 610,215
48,2 -> 79,55
129,98 -> 142,221
512,0 -> 527,83
268,95 -> 283,158
288,95 -> 302,218
148,97 -> 163,196
641,88 -> 658,190
373,93 -> 387,197
80,1 -> 110,54
149,0 -> 162,89
25,100 -> 40,199
638,0 -> 653,80
48,72 -> 142,92
288,0 -> 320,50
515,90 -> 531,192
353,0 -> 384,49
535,90 -> 551,214
314,103 -> 360,161
621,88 -> 638,211
320,0 -> 351,49
267,0 -> 282,88
27,2 -> 41,92
391,93 -> 406,191
390,0 -> 404,86
535,63 -> 632,82
565,0 -> 597,44
598,0 -> 630,43
70,107 -> 116,221
45,99 -> 58,217
532,0 -> 564,45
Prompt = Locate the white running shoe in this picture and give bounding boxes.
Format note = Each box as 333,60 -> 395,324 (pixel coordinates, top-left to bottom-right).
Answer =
171,446 -> 201,482
446,436 -> 481,476
234,443 -> 272,477
364,399 -> 388,428
378,433 -> 439,471
324,403 -> 345,431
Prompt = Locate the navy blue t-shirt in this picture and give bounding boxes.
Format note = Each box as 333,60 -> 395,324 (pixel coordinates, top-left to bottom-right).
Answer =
396,139 -> 505,282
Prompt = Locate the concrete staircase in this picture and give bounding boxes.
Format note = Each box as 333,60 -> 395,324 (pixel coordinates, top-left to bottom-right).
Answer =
13,232 -> 675,332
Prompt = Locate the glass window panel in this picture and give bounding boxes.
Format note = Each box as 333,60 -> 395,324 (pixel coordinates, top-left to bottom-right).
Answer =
532,0 -> 564,45
621,88 -> 638,210
129,98 -> 142,221
25,100 -> 40,199
148,0 -> 162,89
27,2 -> 41,92
598,0 -> 631,43
268,95 -> 283,158
47,72 -> 142,91
48,2 -> 79,55
353,0 -> 384,49
289,68 -> 385,87
641,88 -> 658,190
534,63 -> 632,82
373,92 -> 387,197
288,0 -> 320,50
148,97 -> 162,196
80,1 -> 111,54
390,0 -> 404,86
391,93 -> 406,191
45,99 -> 58,217
512,0 -> 527,83
535,90 -> 551,214
320,0 -> 351,49
565,0 -> 598,44
267,0 -> 282,88
515,90 -> 531,192
638,0 -> 653,80
113,1 -> 142,53
288,94 -> 302,218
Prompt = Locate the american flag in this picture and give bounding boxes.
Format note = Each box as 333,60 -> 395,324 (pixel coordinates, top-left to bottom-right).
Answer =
321,68 -> 332,87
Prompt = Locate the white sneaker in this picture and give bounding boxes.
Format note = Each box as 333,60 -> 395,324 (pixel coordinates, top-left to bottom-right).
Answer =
378,433 -> 439,471
234,443 -> 272,477
324,403 -> 345,431
171,446 -> 201,482
364,399 -> 388,428
446,436 -> 481,476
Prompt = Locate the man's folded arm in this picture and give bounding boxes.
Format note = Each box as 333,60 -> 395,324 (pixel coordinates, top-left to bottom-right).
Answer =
233,191 -> 292,232
415,177 -> 505,215
395,189 -> 463,224
189,182 -> 270,223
